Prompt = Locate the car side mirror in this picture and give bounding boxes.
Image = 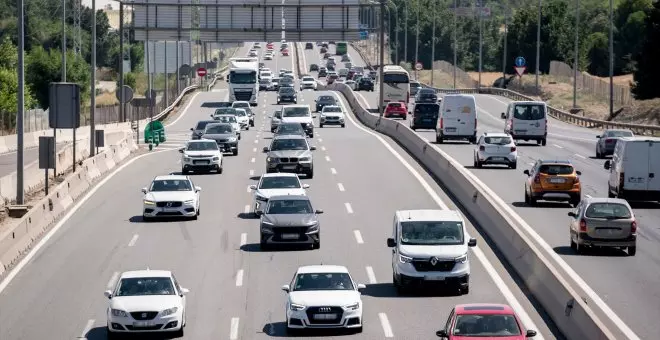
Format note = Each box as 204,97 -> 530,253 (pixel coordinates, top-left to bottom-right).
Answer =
436,330 -> 448,338
104,290 -> 112,299
526,329 -> 537,337
194,186 -> 202,192
315,209 -> 324,214
567,211 -> 577,217
387,238 -> 396,247
302,184 -> 310,189
268,115 -> 272,118
312,115 -> 317,119
501,112 -> 506,118
468,238 -> 477,247
596,135 -> 601,139
180,288 -> 190,296
357,283 -> 366,291
249,185 -> 257,190
576,170 -> 582,176
263,146 -> 269,152
310,146 -> 316,151
604,160 -> 611,170
281,284 -> 290,293
141,187 -> 148,194
523,170 -> 530,176
178,148 -> 184,153
190,127 -> 194,131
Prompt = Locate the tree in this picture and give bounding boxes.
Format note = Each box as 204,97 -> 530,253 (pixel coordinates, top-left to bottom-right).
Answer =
0,68 -> 38,131
26,46 -> 90,108
631,1 -> 660,99
0,35 -> 18,69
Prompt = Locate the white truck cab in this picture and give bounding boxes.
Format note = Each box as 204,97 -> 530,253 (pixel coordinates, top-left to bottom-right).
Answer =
227,57 -> 259,106
387,210 -> 476,295
604,137 -> 660,201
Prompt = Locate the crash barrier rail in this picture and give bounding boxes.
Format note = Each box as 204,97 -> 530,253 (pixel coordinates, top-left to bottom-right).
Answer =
0,134 -> 138,278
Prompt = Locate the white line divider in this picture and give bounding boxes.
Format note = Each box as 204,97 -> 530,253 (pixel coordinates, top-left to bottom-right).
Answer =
229,317 -> 240,339
127,234 -> 139,247
353,230 -> 364,244
330,167 -> 337,174
337,183 -> 345,191
378,313 -> 394,338
236,269 -> 244,287
344,203 -> 353,214
365,266 -> 377,284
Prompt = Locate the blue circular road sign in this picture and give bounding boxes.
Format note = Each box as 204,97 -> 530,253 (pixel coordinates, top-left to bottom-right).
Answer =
515,56 -> 526,67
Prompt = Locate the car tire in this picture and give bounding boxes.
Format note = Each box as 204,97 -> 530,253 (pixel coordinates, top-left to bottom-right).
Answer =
106,328 -> 119,340
246,126 -> 250,131
461,285 -> 470,295
354,326 -> 363,333
174,327 -> 184,338
436,135 -> 443,144
307,169 -> 314,179
319,123 -> 324,128
541,138 -> 547,146
402,115 -> 406,120
309,133 -> 314,138
628,246 -> 637,256
509,162 -> 517,169
341,124 -> 345,128
233,149 -> 239,156
238,134 -> 241,140
250,121 -> 255,127
218,165 -> 223,174
271,128 -> 276,133
570,237 -> 578,251
570,197 -> 581,207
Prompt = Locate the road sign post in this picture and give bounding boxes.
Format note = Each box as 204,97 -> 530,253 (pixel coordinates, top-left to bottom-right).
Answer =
197,67 -> 207,77
514,56 -> 526,86
415,62 -> 423,71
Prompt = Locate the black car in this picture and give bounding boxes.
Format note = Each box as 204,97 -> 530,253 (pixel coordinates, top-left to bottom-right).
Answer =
315,95 -> 337,112
415,88 -> 438,103
190,120 -> 218,140
309,64 -> 319,71
410,103 -> 439,131
320,47 -> 328,53
277,87 -> 297,104
326,64 -> 335,72
305,42 -> 313,49
323,53 -> 330,59
356,78 -> 374,91
322,43 -> 329,48
318,68 -> 327,77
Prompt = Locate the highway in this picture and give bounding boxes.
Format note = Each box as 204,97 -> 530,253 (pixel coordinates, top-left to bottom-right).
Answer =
338,44 -> 660,339
0,42 -> 558,339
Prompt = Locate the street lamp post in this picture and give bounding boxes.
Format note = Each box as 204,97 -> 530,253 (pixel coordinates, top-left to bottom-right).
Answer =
453,0 -> 457,88
431,0 -> 436,86
414,0 -> 419,79
535,0 -> 542,92
608,0 -> 614,117
573,0 -> 580,109
404,1 -> 408,63
478,0 -> 483,89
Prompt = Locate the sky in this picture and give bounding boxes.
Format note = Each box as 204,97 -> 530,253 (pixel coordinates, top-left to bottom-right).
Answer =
81,0 -> 115,10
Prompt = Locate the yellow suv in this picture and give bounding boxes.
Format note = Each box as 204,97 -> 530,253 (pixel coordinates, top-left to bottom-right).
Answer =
523,160 -> 582,207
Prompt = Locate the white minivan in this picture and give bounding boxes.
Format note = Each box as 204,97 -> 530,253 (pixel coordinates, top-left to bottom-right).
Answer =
604,137 -> 660,201
435,94 -> 477,144
502,100 -> 548,146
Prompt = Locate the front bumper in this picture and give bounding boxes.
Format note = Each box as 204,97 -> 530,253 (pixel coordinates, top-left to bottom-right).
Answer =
277,97 -> 297,103
320,116 -> 344,125
574,231 -> 637,248
182,157 -> 222,170
267,161 -> 313,174
143,202 -> 197,218
107,311 -> 183,333
261,226 -> 319,246
287,305 -> 362,329
395,260 -> 470,289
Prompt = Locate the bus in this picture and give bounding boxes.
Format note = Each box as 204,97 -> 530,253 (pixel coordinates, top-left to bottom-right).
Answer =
336,42 -> 348,55
380,65 -> 411,111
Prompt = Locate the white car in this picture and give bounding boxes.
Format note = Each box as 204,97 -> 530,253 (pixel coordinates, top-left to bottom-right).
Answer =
105,270 -> 189,338
319,105 -> 345,128
260,71 -> 273,81
179,139 -> 223,174
473,132 -> 518,169
249,50 -> 258,57
212,114 -> 241,139
249,173 -> 310,214
264,54 -> 273,60
345,79 -> 356,90
234,108 -> 250,130
253,42 -> 261,48
281,265 -> 365,334
300,76 -> 317,90
142,175 -> 201,221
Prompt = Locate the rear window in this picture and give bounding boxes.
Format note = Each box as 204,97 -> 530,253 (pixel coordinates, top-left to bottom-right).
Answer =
419,89 -> 436,95
538,164 -> 574,175
384,74 -> 410,83
585,203 -> 632,219
414,104 -> 439,117
484,136 -> 512,145
513,104 -> 545,120
605,130 -> 634,138
388,103 -> 403,108
410,82 -> 421,88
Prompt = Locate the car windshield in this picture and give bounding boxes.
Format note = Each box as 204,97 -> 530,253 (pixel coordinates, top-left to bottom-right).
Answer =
280,87 -> 295,94
229,71 -> 257,84
293,273 -> 354,291
234,110 -> 246,117
233,102 -> 249,108
453,314 -> 521,336
205,124 -> 233,134
484,136 -> 512,145
215,116 -> 237,124
513,104 -> 545,120
303,77 -> 314,82
261,72 -> 271,77
585,203 -> 632,219
150,179 -> 192,192
319,96 -> 335,103
277,124 -> 304,134
605,130 -> 634,138
259,176 -> 302,189
115,277 -> 176,296
271,138 -> 308,151
195,121 -> 215,130
384,73 -> 410,83
415,104 -> 439,117
215,108 -> 236,116
282,107 -> 310,118
266,199 -> 313,214
187,141 -> 218,151
323,107 -> 342,113
272,79 -> 280,83
538,164 -> 573,175
388,103 -> 403,108
400,221 -> 465,245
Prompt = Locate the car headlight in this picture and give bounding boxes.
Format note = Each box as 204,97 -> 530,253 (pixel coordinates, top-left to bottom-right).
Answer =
399,254 -> 413,263
455,253 -> 468,264
111,309 -> 128,317
143,200 -> 155,205
267,157 -> 278,163
183,157 -> 191,162
256,194 -> 268,202
261,220 -> 274,226
344,302 -> 360,310
299,157 -> 310,162
213,156 -> 220,161
184,199 -> 195,205
161,307 -> 178,316
227,137 -> 237,142
290,303 -> 306,311
306,223 -> 319,231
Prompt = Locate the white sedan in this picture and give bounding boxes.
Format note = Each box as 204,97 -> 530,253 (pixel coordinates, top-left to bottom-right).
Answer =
179,139 -> 223,174
105,270 -> 189,338
319,105 -> 345,128
249,173 -> 310,215
473,132 -> 518,169
142,175 -> 201,221
282,265 -> 365,334
300,76 -> 317,90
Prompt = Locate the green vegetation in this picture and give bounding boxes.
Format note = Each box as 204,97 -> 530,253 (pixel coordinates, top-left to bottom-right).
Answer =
389,0 -> 658,98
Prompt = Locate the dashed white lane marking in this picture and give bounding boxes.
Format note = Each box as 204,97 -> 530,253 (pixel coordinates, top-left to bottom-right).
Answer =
107,272 -> 119,290
318,138 -> 323,143
229,317 -> 240,340
337,183 -> 345,191
244,205 -> 250,214
251,157 -> 255,163
254,139 -> 259,143
325,155 -> 331,162
344,202 -> 353,214
553,144 -> 564,149
378,313 -> 394,338
176,159 -> 181,164
253,147 -> 257,152
247,185 -> 252,193
127,234 -> 139,247
80,319 -> 95,339
249,169 -> 255,176
585,194 -> 592,198
366,266 -> 377,283
353,230 -> 364,244
330,167 -> 337,174
574,153 -> 586,159
235,269 -> 244,287
528,162 -> 535,166
321,146 -> 326,151
240,233 -> 247,246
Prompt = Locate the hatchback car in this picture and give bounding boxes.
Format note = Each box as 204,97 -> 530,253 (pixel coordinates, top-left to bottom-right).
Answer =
436,304 -> 537,340
315,95 -> 337,112
277,87 -> 298,104
260,195 -> 323,249
410,103 -> 439,131
310,64 -> 319,71
524,160 -> 582,206
568,197 -> 637,255
384,102 -> 407,119
415,88 -> 438,103
473,132 -> 517,169
305,42 -> 313,49
595,129 -> 634,158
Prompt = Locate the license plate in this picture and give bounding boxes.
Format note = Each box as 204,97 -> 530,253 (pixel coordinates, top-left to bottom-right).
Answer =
549,178 -> 566,183
314,313 -> 337,320
133,321 -> 154,327
424,276 -> 446,281
444,127 -> 456,132
194,160 -> 209,165
282,165 -> 297,170
281,233 -> 299,239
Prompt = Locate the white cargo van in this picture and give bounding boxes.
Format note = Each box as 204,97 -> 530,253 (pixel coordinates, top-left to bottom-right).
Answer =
604,137 -> 660,201
502,100 -> 548,146
435,94 -> 477,144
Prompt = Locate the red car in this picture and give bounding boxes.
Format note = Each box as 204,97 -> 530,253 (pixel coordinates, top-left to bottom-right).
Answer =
384,102 -> 407,119
436,304 -> 537,340
281,49 -> 289,56
266,42 -> 274,49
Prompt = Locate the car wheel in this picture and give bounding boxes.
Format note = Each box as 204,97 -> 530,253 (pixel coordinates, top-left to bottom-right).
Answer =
250,121 -> 255,127
319,123 -> 324,128
524,189 -> 530,204
286,324 -> 300,335
354,326 -> 363,333
181,168 -> 188,175
570,197 -> 581,207
628,246 -> 637,256
309,133 -> 314,138
173,327 -> 184,337
218,165 -> 223,174
541,138 -> 547,146
238,134 -> 241,140
232,149 -> 239,156
509,162 -> 517,169
570,237 -> 577,251
461,285 -> 470,295
341,124 -> 345,128
246,126 -> 250,130
402,115 -> 406,120
192,213 -> 198,221
436,135 -> 443,144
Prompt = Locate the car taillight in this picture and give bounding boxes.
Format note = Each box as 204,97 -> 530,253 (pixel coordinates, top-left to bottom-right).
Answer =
479,145 -> 485,151
579,219 -> 587,232
510,146 -> 516,152
533,175 -> 540,183
631,220 -> 637,233
606,139 -> 615,144
440,118 -> 443,129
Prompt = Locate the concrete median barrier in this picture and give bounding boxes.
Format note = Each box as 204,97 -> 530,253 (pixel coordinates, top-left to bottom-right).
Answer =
320,80 -> 635,340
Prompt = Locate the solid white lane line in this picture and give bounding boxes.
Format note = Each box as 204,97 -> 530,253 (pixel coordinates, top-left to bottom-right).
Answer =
585,194 -> 592,198
325,155 -> 331,162
107,271 -> 119,290
553,144 -> 564,149
253,147 -> 257,152
330,167 -> 337,174
365,266 -> 377,283
251,157 -> 255,163
321,146 -> 326,151
249,169 -> 255,176
127,234 -> 139,247
240,233 -> 247,246
236,269 -> 244,287
244,205 -> 250,214
378,313 -> 394,338
229,317 -> 240,340
344,202 -> 353,214
80,319 -> 95,339
337,183 -> 345,192
574,153 -> 586,159
353,230 -> 364,244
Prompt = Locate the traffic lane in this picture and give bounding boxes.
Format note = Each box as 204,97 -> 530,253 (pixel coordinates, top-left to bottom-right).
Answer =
0,142 -> 68,177
303,89 -> 556,339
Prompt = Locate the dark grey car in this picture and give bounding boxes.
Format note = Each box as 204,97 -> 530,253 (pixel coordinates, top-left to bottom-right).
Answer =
190,120 -> 218,140
568,197 -> 637,255
595,129 -> 634,158
201,123 -> 239,156
263,135 -> 316,178
259,195 -> 323,249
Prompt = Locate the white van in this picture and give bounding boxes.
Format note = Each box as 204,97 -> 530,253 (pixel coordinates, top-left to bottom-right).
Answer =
435,94 -> 477,144
502,101 -> 548,146
604,137 -> 660,201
